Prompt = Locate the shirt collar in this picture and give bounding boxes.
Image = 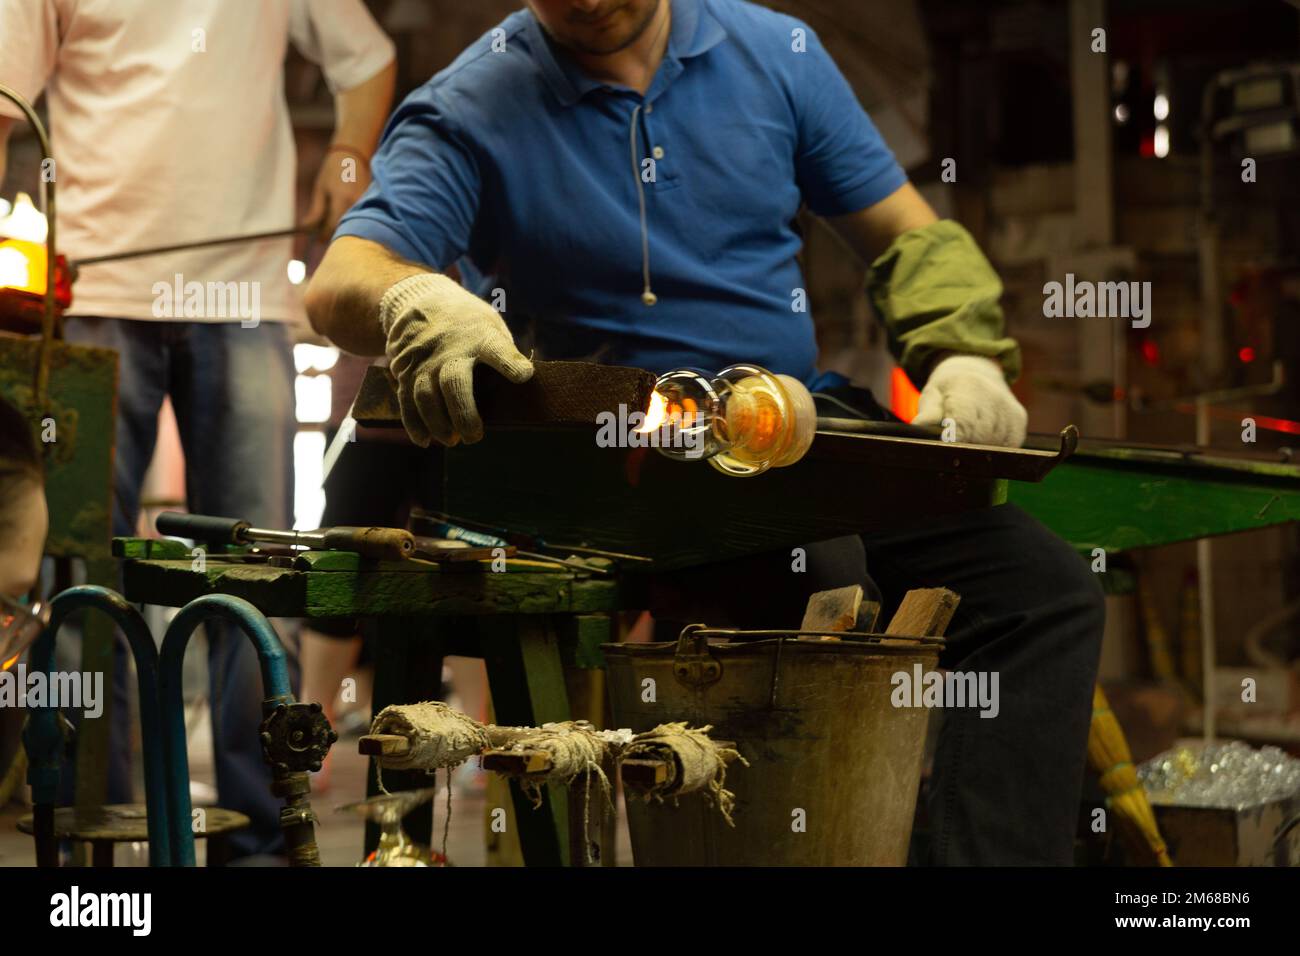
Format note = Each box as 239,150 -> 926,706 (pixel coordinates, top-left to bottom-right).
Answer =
528,0 -> 728,108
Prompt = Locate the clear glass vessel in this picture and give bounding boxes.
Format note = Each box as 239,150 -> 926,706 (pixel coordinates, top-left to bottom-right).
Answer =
645,364 -> 817,477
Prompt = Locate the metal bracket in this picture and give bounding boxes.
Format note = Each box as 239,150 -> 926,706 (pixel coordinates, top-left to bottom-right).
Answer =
673,624 -> 723,689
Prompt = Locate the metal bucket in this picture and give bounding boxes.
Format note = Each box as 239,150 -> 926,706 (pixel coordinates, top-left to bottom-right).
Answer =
603,626 -> 942,866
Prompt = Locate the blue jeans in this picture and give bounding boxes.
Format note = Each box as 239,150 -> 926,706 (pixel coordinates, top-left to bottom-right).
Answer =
64,317 -> 297,859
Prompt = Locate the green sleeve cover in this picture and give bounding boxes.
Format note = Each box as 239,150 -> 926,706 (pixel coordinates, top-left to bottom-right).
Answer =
866,219 -> 1022,386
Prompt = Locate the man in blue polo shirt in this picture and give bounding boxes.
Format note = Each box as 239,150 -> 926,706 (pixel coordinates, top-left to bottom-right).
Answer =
306,0 -> 1104,865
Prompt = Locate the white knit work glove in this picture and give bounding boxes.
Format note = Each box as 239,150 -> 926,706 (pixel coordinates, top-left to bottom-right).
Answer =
380,273 -> 534,447
912,354 -> 1028,448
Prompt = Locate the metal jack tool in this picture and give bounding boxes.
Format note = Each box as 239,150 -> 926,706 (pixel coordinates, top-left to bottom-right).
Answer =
156,511 -> 415,561
410,511 -> 615,576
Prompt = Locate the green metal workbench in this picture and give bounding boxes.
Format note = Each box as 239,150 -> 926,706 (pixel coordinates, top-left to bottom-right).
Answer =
1010,439 -> 1300,553
113,419 -> 1073,866
112,427 -> 1300,866
115,536 -> 627,866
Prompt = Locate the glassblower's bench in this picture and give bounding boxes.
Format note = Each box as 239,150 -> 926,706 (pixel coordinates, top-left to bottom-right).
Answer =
48,363 -> 1300,865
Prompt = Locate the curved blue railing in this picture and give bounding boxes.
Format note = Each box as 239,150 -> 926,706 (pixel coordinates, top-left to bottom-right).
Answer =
23,585 -> 171,866
157,594 -> 291,866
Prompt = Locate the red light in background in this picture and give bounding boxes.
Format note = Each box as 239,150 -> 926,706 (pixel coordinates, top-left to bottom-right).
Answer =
1139,338 -> 1161,365
891,367 -> 920,423
1238,346 -> 1256,363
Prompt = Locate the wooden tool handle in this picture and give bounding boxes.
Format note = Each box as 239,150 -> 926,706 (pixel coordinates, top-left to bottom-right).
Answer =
357,734 -> 410,756
321,526 -> 414,561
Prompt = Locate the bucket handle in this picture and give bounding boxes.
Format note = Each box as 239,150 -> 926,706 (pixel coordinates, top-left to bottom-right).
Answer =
671,625 -> 945,694
673,624 -> 723,689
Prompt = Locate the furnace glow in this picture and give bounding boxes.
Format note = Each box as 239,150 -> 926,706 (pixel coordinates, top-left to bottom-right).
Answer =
0,194 -> 52,296
0,193 -> 48,242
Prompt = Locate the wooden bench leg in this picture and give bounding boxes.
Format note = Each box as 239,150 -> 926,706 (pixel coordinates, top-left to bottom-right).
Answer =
560,614 -> 615,866
207,834 -> 232,867
480,614 -> 574,866
365,616 -> 448,858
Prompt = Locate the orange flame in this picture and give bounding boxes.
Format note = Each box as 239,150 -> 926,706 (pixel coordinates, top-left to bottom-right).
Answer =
638,390 -> 668,433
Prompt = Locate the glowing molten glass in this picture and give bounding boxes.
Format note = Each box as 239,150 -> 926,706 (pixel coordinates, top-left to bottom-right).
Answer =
0,600 -> 47,670
648,364 -> 816,477
638,390 -> 668,433
0,194 -> 51,295
0,240 -> 45,295
0,193 -> 49,243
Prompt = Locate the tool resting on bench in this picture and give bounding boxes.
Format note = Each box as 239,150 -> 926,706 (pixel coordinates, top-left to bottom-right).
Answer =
156,512 -> 415,561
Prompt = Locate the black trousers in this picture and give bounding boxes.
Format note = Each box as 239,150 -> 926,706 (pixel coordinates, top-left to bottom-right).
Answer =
648,502 -> 1105,866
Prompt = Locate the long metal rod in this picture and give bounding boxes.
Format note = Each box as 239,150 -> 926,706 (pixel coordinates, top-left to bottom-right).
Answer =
815,417 -> 940,439
241,526 -> 330,550
1196,399 -> 1217,745
1138,361 -> 1286,411
72,222 -> 319,269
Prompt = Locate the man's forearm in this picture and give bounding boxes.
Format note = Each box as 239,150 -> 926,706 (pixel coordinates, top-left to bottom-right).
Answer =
828,182 -> 939,265
304,236 -> 430,356
331,60 -> 395,157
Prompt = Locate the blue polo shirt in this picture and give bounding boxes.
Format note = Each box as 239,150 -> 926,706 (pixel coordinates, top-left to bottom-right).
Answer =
336,0 -> 906,383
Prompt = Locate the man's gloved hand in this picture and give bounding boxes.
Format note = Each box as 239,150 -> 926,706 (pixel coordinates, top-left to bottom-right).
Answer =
912,354 -> 1028,447
380,273 -> 534,447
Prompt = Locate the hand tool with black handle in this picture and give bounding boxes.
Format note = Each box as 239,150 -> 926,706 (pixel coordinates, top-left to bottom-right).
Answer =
156,512 -> 415,561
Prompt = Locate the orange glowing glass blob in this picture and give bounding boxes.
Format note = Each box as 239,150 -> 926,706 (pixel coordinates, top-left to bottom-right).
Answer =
648,364 -> 816,476
0,239 -> 46,296
0,600 -> 48,669
0,193 -> 52,295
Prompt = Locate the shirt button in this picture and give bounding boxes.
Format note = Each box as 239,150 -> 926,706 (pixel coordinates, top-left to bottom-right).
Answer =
645,103 -> 654,114
653,146 -> 665,159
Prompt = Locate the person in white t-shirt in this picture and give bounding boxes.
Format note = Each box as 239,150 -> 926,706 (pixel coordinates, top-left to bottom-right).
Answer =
0,0 -> 395,860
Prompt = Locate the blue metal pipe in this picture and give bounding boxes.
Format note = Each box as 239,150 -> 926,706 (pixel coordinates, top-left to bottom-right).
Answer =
157,594 -> 290,866
22,585 -> 171,867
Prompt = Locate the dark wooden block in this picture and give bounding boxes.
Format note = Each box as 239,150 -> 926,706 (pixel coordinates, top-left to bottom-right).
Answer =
352,361 -> 657,428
